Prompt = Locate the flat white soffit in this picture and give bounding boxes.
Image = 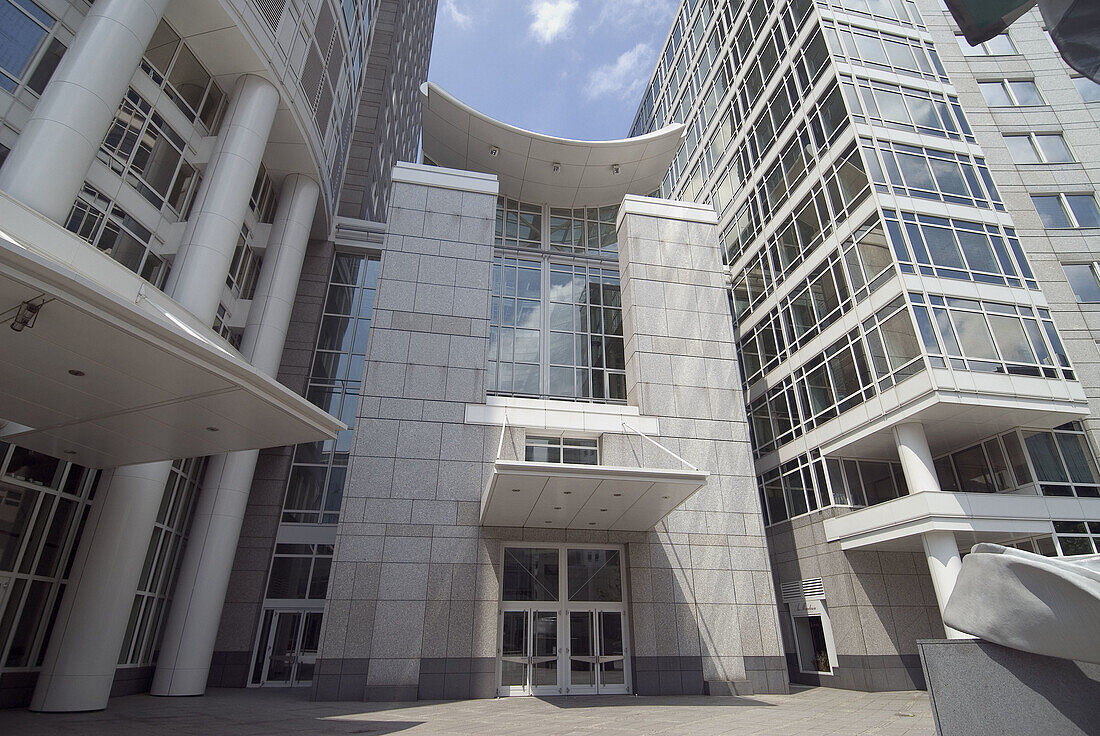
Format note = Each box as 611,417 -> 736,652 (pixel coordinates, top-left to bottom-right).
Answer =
0,192 -> 342,469
822,490 -> 1100,550
421,82 -> 685,207
482,460 -> 708,532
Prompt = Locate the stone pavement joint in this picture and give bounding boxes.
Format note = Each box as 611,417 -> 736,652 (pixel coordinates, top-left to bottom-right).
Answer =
0,686 -> 935,735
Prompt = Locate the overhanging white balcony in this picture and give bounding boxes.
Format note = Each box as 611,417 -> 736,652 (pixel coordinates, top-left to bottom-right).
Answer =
823,490 -> 1100,551
0,192 -> 343,468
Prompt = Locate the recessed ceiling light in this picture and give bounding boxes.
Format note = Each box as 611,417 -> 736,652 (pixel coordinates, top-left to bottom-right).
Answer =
613,493 -> 622,497
588,521 -> 596,525
600,509 -> 608,512
489,146 -> 499,157
662,495 -> 670,500
206,426 -> 220,432
511,488 -> 521,493
63,450 -> 76,455
554,506 -> 562,510
68,369 -> 85,377
544,520 -> 552,524
563,491 -> 572,495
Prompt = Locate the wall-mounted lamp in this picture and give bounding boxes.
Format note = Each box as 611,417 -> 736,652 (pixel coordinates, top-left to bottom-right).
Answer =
10,300 -> 41,332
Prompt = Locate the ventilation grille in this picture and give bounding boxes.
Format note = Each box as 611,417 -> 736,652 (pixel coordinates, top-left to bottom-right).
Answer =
781,577 -> 825,601
253,0 -> 285,32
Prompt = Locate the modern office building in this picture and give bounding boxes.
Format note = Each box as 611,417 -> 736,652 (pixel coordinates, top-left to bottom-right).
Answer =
3,0 -> 1100,714
626,0 -> 1100,691
0,0 -> 437,711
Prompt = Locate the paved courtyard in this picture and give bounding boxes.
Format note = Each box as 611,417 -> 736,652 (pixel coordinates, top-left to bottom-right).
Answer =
0,686 -> 934,735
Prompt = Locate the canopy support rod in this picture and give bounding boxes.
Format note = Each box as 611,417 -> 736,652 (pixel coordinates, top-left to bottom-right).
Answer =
621,421 -> 699,471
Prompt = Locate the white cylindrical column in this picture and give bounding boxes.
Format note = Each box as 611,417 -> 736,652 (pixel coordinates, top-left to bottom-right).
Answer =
166,74 -> 279,326
30,462 -> 172,712
893,421 -> 940,493
150,449 -> 258,696
892,422 -> 969,638
921,530 -> 969,639
240,174 -> 320,374
151,175 -> 319,697
0,0 -> 169,221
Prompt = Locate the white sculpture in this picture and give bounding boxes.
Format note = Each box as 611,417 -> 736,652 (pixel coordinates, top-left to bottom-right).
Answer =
943,543 -> 1100,664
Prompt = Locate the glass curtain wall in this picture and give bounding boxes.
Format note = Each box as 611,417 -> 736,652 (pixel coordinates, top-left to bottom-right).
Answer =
0,443 -> 100,673
281,252 -> 380,525
489,198 -> 626,403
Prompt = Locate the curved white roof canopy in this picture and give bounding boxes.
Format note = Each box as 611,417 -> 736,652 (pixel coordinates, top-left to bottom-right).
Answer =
420,82 -> 685,207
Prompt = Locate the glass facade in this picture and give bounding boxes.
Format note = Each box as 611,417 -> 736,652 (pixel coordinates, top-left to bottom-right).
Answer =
489,198 -> 626,403
282,252 -> 380,524
0,443 -> 99,670
629,0 -> 1089,534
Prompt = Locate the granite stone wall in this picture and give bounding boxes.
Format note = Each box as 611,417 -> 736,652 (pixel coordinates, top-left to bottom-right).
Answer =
314,167 -> 501,701
314,181 -> 790,701
616,197 -> 789,695
767,509 -> 943,691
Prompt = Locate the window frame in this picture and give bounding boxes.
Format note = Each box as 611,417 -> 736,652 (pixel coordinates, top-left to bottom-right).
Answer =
1003,132 -> 1074,165
978,79 -> 1044,107
1031,193 -> 1100,229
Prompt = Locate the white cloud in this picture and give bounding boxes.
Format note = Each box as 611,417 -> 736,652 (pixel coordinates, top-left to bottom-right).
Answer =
585,42 -> 653,101
596,0 -> 675,28
441,0 -> 472,28
529,0 -> 578,44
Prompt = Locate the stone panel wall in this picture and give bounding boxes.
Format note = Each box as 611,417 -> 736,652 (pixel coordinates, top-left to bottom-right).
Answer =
616,196 -> 789,695
315,166 -> 500,701
767,509 -> 943,691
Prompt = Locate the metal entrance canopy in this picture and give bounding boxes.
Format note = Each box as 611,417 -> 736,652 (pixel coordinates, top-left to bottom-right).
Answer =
0,192 -> 342,468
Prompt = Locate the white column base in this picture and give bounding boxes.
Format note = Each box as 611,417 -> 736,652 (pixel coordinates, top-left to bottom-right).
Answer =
30,461 -> 173,712
150,450 -> 259,696
921,530 -> 971,640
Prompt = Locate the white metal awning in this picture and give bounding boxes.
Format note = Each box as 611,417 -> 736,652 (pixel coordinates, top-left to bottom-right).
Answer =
481,459 -> 709,531
421,82 -> 685,207
0,192 -> 343,468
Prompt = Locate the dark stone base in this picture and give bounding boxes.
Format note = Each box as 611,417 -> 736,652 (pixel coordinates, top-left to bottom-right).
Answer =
1,665 -> 163,709
207,651 -> 252,688
417,657 -> 496,700
110,666 -> 154,698
312,658 -> 497,702
0,670 -> 37,709
785,652 -> 925,692
745,655 -> 790,694
313,655 -> 789,701
919,639 -> 1100,736
632,656 -> 704,695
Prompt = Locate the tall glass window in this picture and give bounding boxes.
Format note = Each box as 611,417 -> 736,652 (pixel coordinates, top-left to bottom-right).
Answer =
489,198 -> 625,403
0,443 -> 99,670
141,20 -> 226,133
0,0 -> 65,95
282,252 -> 380,524
118,457 -> 205,666
489,258 -> 625,402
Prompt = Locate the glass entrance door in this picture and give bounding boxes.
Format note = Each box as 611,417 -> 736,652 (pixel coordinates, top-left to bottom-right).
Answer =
498,546 -> 630,696
499,609 -> 561,695
565,610 -> 628,694
250,609 -> 322,687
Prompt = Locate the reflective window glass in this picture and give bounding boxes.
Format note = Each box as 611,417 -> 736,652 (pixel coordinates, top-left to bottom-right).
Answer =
567,549 -> 622,602
503,548 -> 559,601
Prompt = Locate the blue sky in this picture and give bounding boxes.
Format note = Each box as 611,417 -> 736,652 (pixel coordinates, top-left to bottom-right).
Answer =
427,0 -> 678,141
